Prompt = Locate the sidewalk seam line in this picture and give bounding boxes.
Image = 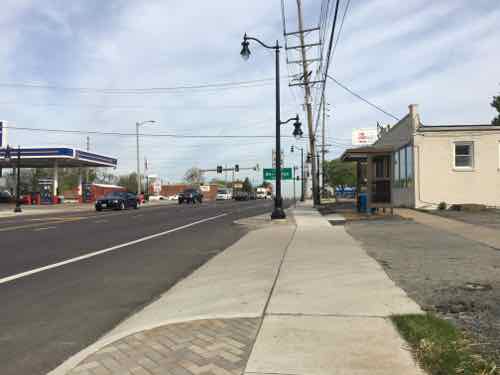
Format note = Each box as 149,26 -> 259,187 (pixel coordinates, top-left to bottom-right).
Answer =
242,220 -> 298,375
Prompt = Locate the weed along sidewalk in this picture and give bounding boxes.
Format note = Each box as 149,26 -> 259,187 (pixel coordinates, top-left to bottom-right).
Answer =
52,202 -> 434,375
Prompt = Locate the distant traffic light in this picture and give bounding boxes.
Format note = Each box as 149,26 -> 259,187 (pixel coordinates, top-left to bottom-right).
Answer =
290,146 -> 294,153
306,153 -> 312,163
234,164 -> 239,172
217,165 -> 223,174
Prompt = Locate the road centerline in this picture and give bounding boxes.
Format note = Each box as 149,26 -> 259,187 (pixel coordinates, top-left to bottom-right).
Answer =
0,212 -> 228,285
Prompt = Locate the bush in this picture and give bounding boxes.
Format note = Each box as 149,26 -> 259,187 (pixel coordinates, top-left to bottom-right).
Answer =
438,202 -> 447,210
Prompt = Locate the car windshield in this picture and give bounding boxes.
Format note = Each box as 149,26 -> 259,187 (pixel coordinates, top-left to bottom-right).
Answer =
103,192 -> 124,199
183,189 -> 196,193
218,190 -> 227,194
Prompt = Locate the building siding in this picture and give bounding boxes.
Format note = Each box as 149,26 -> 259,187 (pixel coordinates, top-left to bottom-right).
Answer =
414,131 -> 500,208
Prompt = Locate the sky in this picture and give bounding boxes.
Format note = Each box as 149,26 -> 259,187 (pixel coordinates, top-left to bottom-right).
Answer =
0,0 -> 498,187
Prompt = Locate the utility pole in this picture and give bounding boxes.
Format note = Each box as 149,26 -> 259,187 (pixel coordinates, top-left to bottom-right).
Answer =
300,147 -> 305,201
321,94 -> 326,198
296,0 -> 319,205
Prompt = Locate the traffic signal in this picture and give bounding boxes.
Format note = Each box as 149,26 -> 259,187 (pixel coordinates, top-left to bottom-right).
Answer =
292,117 -> 303,139
235,164 -> 239,172
306,153 -> 312,163
290,146 -> 294,153
217,165 -> 223,174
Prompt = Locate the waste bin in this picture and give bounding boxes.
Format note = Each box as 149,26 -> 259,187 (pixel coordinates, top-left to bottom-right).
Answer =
358,193 -> 367,213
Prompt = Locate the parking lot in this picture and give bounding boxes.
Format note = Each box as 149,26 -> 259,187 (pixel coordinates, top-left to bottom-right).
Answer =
346,216 -> 500,365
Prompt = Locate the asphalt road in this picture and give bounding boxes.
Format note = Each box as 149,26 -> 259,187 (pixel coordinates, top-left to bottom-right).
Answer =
0,199 -> 278,375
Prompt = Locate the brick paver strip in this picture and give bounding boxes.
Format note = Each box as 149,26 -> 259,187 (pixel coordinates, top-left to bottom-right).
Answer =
68,318 -> 261,375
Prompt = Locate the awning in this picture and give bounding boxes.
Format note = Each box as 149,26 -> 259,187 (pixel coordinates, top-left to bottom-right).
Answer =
340,146 -> 394,162
0,147 -> 117,168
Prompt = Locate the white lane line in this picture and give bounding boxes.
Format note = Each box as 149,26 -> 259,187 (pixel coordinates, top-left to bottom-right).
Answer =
0,213 -> 228,285
33,226 -> 57,232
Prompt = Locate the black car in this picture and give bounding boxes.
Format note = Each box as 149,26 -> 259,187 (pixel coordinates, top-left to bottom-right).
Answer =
233,191 -> 249,201
0,191 -> 13,203
95,192 -> 138,211
178,188 -> 203,204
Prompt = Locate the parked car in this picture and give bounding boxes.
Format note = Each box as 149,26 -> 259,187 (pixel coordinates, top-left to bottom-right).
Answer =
95,191 -> 138,211
0,191 -> 13,203
256,187 -> 269,199
216,189 -> 231,200
233,191 -> 249,201
167,194 -> 179,201
178,188 -> 203,204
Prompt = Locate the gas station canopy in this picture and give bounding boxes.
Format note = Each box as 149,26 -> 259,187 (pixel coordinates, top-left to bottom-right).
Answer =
0,147 -> 117,169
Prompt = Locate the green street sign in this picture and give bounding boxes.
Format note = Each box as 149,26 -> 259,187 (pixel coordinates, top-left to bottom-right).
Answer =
263,168 -> 292,181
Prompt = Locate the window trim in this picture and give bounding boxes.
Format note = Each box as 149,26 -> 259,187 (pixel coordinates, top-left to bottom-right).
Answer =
452,141 -> 474,171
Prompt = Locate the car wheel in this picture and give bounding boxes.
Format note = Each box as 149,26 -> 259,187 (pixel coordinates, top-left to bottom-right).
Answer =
96,207 -> 102,212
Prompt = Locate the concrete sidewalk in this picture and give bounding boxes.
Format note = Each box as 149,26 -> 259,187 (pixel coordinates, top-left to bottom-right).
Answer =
397,208 -> 500,250
50,203 -> 424,375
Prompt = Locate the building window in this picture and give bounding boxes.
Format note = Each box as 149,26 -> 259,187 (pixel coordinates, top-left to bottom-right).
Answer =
454,142 -> 474,169
394,151 -> 399,184
406,144 -> 413,185
400,147 -> 407,186
392,144 -> 413,187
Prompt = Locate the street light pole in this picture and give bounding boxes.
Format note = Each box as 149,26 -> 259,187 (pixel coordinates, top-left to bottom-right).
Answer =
15,146 -> 21,213
273,41 -> 285,219
136,122 -> 140,195
136,120 -> 155,195
241,34 -> 303,220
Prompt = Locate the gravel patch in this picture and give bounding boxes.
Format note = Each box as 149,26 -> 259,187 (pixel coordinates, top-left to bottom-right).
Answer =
346,218 -> 500,365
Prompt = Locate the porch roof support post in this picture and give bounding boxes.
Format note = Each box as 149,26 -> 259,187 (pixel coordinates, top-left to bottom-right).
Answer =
356,161 -> 362,212
366,155 -> 373,214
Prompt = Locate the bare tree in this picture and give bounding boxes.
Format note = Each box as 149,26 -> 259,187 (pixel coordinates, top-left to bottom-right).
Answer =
184,167 -> 204,186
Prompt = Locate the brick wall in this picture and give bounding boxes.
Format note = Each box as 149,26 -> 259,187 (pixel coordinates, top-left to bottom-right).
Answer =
160,184 -> 220,201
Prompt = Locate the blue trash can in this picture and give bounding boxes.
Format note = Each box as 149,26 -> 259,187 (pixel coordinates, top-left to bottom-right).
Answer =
358,193 -> 367,213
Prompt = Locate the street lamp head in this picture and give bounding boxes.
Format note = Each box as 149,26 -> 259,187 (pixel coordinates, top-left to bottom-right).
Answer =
240,34 -> 251,61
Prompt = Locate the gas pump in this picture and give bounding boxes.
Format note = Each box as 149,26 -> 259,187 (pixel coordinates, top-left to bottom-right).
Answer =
82,183 -> 93,203
38,178 -> 54,204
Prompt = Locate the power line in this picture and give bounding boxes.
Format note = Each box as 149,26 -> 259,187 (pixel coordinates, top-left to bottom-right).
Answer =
330,0 -> 351,60
313,0 -> 341,136
0,101 -> 287,111
327,75 -> 401,121
0,77 -> 278,94
4,125 -> 313,140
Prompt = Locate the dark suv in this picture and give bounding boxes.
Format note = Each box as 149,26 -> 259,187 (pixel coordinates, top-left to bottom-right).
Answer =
178,188 -> 203,204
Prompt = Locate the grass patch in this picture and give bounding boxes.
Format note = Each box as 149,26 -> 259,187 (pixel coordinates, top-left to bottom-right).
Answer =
392,314 -> 497,375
